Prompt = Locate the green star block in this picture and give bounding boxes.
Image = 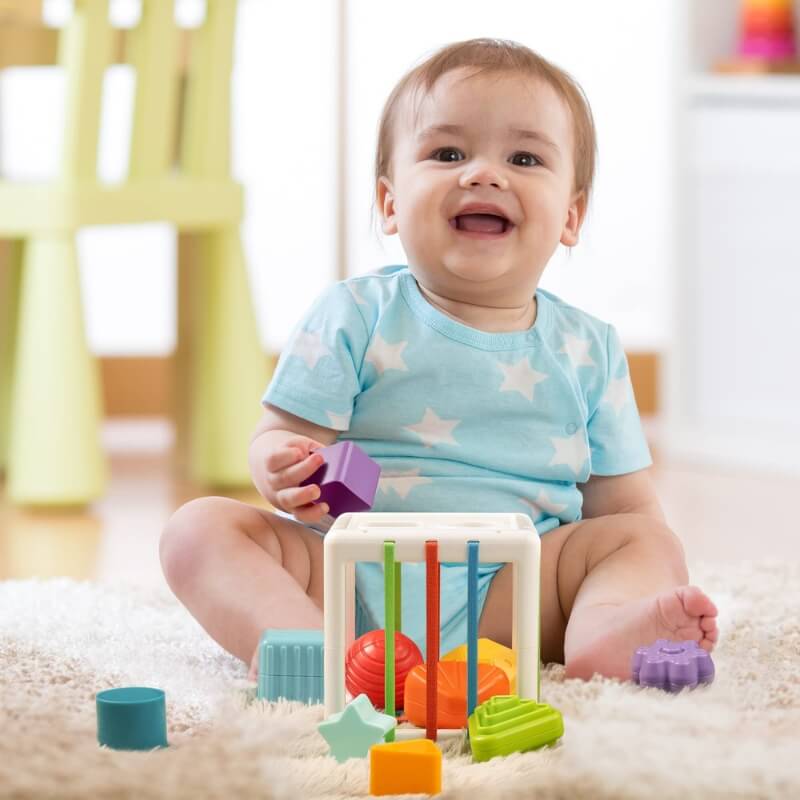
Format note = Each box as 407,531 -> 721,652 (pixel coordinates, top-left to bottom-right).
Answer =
468,695 -> 564,763
318,694 -> 397,763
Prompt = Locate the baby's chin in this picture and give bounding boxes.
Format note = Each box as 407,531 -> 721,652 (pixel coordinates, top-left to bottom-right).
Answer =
413,260 -> 521,294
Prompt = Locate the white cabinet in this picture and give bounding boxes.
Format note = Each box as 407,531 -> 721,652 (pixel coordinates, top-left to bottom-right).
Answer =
665,3 -> 800,474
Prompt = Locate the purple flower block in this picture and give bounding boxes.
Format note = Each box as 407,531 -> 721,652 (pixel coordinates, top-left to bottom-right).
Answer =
301,441 -> 380,517
632,639 -> 715,692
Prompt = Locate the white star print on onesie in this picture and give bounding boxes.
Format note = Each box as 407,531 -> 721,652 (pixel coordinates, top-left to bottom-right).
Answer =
603,376 -> 633,415
379,468 -> 433,499
549,430 -> 590,476
496,357 -> 549,402
403,408 -> 461,447
559,332 -> 596,368
288,328 -> 331,370
365,331 -> 409,374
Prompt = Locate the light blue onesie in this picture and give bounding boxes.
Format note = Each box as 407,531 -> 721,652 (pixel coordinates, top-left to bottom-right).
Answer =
263,265 -> 651,657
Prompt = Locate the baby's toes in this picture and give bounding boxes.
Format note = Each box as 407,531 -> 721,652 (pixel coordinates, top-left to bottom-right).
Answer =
700,617 -> 720,649
680,585 -> 718,619
700,615 -> 717,633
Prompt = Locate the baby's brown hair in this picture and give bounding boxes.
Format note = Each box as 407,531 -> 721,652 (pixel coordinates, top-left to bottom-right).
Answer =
375,38 -> 597,201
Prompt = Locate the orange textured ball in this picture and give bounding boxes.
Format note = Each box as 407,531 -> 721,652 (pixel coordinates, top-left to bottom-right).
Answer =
345,630 -> 423,709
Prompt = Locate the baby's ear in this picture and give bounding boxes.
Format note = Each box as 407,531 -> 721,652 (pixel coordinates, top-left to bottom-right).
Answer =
377,177 -> 398,235
560,190 -> 588,247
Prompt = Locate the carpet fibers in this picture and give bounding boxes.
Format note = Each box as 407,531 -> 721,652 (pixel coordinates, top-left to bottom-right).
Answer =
1,560 -> 799,799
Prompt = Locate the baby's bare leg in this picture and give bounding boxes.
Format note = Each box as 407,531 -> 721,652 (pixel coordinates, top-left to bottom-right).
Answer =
159,496 -> 324,672
479,522 -> 576,664
480,514 -> 719,680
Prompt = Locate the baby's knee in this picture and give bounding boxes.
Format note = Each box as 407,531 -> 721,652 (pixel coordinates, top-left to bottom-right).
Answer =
159,496 -> 238,594
627,515 -> 688,579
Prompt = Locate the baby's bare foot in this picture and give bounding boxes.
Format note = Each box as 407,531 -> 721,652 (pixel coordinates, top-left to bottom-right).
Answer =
564,585 -> 719,682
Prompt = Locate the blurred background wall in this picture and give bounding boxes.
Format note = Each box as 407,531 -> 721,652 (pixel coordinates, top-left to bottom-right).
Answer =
1,0 -> 798,475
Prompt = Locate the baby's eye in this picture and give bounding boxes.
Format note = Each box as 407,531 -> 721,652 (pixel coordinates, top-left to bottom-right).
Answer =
431,147 -> 465,163
510,151 -> 541,167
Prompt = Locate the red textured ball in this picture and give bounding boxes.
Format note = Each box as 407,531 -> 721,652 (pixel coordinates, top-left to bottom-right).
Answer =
345,630 -> 423,709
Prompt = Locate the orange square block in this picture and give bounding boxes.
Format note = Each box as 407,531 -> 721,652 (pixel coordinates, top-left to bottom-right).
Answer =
369,738 -> 442,796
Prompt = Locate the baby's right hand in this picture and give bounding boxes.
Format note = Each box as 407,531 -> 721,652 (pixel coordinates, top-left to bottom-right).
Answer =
263,436 -> 329,525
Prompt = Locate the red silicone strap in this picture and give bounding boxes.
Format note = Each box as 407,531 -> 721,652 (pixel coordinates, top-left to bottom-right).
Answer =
425,539 -> 440,741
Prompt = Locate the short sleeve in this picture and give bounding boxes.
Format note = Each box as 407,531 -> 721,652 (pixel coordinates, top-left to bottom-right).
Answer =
262,282 -> 370,431
587,325 -> 652,476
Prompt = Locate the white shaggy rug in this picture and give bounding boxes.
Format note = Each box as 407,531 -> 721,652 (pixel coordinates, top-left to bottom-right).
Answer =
1,560 -> 799,799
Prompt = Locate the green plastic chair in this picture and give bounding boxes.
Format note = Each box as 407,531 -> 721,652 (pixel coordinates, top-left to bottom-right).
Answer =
0,0 -> 268,505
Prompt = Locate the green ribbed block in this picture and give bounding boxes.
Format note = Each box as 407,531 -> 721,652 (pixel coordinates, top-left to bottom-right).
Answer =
468,695 -> 564,763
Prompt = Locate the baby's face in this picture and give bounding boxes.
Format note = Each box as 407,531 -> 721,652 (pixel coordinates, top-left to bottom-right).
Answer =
378,68 -> 585,308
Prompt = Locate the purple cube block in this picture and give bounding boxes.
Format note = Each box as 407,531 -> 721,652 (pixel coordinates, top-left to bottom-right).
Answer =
300,441 -> 380,518
631,639 -> 715,692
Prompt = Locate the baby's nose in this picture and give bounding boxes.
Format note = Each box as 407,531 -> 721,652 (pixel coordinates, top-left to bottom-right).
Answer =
459,161 -> 508,190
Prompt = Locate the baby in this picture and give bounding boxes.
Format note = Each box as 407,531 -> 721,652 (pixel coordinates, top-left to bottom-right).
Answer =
160,38 -> 718,682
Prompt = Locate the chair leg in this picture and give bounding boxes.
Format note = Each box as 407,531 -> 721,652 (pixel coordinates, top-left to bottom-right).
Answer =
7,235 -> 107,505
173,232 -> 197,477
184,226 -> 270,487
0,239 -> 23,474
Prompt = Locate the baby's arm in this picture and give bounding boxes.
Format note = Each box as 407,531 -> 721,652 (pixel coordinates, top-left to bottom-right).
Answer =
249,404 -> 338,525
578,469 -> 666,522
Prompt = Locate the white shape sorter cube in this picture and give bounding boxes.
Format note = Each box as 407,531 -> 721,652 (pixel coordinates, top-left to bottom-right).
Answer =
323,512 -> 541,735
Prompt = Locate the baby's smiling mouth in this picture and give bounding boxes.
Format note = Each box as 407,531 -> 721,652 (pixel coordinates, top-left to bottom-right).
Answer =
449,212 -> 514,237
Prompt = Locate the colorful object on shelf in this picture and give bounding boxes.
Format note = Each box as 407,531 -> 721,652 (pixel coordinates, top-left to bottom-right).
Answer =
317,693 -> 396,763
738,0 -> 797,61
631,639 -> 715,692
468,695 -> 564,763
345,629 -> 423,710
443,638 -> 518,694
404,660 -> 510,729
369,738 -> 442,796
257,629 -> 324,704
301,441 -> 381,517
96,687 -> 168,751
